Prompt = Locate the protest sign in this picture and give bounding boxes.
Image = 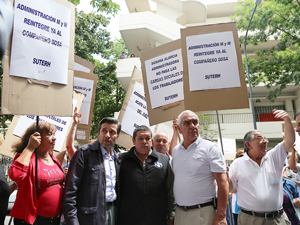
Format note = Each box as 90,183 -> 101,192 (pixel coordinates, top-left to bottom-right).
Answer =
74,54 -> 95,73
1,0 -> 75,116
73,71 -> 98,142
121,82 -> 155,136
10,0 -> 71,85
0,91 -> 84,160
140,39 -> 185,126
181,22 -> 249,112
117,67 -> 157,149
218,138 -> 236,160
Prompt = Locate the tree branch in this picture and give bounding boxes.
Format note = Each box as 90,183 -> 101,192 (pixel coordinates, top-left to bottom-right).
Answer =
268,21 -> 299,42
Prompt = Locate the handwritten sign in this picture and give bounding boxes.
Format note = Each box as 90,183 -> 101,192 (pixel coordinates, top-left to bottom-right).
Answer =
10,0 -> 71,84
186,31 -> 240,91
13,100 -> 76,152
121,82 -> 155,136
144,49 -> 184,109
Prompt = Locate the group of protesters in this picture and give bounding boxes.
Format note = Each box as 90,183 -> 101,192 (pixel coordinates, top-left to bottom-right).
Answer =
3,108 -> 300,225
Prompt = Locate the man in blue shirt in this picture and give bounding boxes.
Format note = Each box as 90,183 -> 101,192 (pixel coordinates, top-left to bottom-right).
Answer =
63,117 -> 121,225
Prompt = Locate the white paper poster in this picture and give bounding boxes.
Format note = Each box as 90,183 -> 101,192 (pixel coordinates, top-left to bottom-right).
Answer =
218,138 -> 236,154
10,0 -> 71,85
144,49 -> 184,109
73,77 -> 94,125
121,82 -> 155,136
186,31 -> 241,91
74,62 -> 91,73
295,131 -> 300,152
13,100 -> 76,152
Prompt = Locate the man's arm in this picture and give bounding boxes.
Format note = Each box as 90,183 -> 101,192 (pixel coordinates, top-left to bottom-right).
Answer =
290,147 -> 298,173
66,107 -> 82,159
166,162 -> 175,225
63,149 -> 85,225
273,109 -> 295,153
169,119 -> 179,156
213,172 -> 228,225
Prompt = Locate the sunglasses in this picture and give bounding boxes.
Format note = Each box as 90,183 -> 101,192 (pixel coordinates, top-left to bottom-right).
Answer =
238,154 -> 244,158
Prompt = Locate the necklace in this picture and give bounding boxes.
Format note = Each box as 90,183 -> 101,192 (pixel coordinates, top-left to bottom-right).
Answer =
38,153 -> 49,163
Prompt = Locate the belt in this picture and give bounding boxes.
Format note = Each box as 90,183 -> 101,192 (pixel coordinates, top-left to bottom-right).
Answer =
36,214 -> 61,220
177,201 -> 214,210
241,208 -> 283,219
106,201 -> 114,207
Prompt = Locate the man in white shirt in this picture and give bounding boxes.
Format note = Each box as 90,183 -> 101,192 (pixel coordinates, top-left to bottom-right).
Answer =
172,110 -> 228,225
153,131 -> 172,163
229,109 -> 295,225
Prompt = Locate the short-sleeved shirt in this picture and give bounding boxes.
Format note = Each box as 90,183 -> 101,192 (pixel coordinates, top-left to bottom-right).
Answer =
285,164 -> 300,193
229,142 -> 287,212
172,136 -> 226,206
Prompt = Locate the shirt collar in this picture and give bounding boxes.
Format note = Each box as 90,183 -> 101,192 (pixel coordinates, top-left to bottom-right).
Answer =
134,148 -> 152,158
245,151 -> 269,162
179,135 -> 200,149
100,145 -> 115,159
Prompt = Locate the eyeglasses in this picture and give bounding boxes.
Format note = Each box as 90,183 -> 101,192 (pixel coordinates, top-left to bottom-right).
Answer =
253,136 -> 269,143
238,154 -> 244,158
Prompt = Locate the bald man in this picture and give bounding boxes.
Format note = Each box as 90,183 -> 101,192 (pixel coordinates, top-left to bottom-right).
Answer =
153,131 -> 172,162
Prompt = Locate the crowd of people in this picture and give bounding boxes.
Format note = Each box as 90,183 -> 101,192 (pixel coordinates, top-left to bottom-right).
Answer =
1,109 -> 300,225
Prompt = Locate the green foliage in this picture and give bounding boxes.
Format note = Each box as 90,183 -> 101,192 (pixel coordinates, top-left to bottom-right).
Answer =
70,0 -> 120,16
91,0 -> 120,17
70,0 -> 80,5
102,38 -> 129,61
197,114 -> 219,140
231,0 -> 300,102
90,60 -> 126,139
72,4 -> 126,141
75,9 -> 112,63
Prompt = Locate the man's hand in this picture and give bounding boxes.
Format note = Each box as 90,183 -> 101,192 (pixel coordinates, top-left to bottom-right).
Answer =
73,107 -> 82,124
168,219 -> 174,225
294,198 -> 300,208
213,216 -> 227,225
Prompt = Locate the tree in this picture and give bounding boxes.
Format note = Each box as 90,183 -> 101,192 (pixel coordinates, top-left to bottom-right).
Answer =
231,0 -> 300,101
197,114 -> 220,140
90,59 -> 126,139
75,9 -> 112,63
103,37 -> 129,62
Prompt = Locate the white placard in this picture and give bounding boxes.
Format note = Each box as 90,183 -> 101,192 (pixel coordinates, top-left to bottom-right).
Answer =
73,77 -> 94,125
144,49 -> 184,109
121,82 -> 155,136
74,62 -> 91,73
218,138 -> 236,154
10,0 -> 71,85
13,100 -> 77,152
186,31 -> 241,91
295,131 -> 300,152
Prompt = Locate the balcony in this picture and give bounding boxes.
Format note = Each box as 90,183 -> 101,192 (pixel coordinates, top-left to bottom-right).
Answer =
201,111 -> 296,124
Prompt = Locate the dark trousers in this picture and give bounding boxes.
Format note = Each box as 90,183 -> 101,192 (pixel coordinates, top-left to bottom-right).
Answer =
14,215 -> 60,225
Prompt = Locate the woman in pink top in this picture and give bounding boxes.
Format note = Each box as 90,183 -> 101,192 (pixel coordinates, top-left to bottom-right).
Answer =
9,121 -> 64,225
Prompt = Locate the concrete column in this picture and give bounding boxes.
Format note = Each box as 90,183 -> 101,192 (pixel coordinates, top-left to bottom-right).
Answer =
285,99 -> 293,112
294,88 -> 300,111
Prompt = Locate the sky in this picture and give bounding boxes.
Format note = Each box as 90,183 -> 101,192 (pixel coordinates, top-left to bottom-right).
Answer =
77,0 -> 129,40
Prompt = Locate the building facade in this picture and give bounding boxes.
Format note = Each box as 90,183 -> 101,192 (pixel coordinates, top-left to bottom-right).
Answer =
116,0 -> 300,151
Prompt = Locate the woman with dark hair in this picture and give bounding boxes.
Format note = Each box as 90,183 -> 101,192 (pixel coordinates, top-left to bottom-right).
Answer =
8,121 -> 64,225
